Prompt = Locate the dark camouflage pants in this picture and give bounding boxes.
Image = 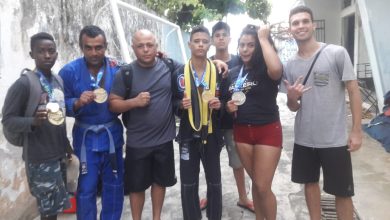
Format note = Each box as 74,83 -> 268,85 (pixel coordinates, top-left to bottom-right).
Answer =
26,159 -> 70,217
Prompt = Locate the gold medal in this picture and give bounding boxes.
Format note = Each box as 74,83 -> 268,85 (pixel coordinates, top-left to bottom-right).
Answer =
48,110 -> 65,125
232,91 -> 246,106
202,90 -> 214,103
93,88 -> 108,103
46,102 -> 60,113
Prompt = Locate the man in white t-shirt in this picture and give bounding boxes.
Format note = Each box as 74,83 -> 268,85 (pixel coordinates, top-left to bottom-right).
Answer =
283,5 -> 363,220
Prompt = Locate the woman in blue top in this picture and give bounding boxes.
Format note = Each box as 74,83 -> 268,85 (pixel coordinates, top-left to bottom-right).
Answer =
223,24 -> 283,219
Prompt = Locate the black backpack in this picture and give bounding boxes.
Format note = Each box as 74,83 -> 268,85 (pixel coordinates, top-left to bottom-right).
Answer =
2,69 -> 63,147
120,58 -> 175,127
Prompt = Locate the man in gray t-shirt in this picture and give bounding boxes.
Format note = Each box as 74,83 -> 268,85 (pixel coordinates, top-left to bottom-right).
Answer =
283,6 -> 363,220
109,29 -> 180,220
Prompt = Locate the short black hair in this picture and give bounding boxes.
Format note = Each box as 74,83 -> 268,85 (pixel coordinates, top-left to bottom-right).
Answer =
212,21 -> 230,37
30,32 -> 55,51
289,5 -> 314,23
79,25 -> 107,48
190,25 -> 210,40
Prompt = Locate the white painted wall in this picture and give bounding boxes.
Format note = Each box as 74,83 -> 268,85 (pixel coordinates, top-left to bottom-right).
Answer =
305,0 -> 342,45
357,0 -> 390,108
357,22 -> 369,64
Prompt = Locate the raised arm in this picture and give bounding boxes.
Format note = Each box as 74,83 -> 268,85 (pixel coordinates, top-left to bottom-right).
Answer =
258,24 -> 283,80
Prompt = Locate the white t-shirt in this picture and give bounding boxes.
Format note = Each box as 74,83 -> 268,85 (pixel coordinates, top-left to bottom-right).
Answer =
283,43 -> 356,148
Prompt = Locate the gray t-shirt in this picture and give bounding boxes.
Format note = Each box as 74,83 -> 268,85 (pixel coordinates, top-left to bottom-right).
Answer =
283,43 -> 356,148
111,58 -> 180,148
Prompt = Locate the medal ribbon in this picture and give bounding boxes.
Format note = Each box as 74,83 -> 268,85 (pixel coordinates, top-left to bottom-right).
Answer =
234,65 -> 248,92
191,64 -> 209,89
37,70 -> 55,101
90,67 -> 104,89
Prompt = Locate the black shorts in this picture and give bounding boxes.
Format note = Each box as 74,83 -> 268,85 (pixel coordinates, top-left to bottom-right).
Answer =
291,144 -> 354,197
124,141 -> 177,193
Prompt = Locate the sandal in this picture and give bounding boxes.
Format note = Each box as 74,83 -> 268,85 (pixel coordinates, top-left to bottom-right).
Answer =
237,200 -> 255,213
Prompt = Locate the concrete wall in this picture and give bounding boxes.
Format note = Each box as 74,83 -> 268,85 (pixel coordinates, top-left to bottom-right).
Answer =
357,0 -> 390,103
0,0 -> 172,218
357,20 -> 369,64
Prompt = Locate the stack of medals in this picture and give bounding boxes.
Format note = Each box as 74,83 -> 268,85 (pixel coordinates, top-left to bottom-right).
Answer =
91,68 -> 108,103
47,99 -> 65,125
38,71 -> 65,125
231,66 -> 248,105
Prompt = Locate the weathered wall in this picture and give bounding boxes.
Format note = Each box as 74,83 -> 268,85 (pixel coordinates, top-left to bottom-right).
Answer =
0,0 -> 163,219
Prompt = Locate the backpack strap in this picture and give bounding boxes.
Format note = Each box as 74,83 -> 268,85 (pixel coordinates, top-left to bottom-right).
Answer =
24,70 -> 43,117
161,58 -> 175,75
161,58 -> 177,95
120,65 -> 134,127
121,58 -> 175,99
121,64 -> 134,100
18,70 -> 43,160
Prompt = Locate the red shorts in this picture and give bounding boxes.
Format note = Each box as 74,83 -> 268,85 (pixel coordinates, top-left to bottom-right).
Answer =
233,121 -> 282,147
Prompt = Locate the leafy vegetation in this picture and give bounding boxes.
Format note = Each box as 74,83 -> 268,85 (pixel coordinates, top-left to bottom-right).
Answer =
143,0 -> 271,31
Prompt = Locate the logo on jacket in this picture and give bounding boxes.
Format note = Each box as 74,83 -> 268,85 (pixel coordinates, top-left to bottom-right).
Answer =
177,74 -> 185,91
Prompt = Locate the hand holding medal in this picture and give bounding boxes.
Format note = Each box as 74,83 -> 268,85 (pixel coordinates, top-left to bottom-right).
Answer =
201,90 -> 214,103
90,67 -> 108,103
208,97 -> 221,110
232,91 -> 246,105
47,101 -> 65,126
36,72 -> 65,125
33,105 -> 48,126
192,64 -> 215,104
226,100 -> 238,113
232,66 -> 248,106
93,87 -> 108,103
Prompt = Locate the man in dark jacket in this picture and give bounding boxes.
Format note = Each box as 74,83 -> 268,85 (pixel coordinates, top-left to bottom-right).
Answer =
173,25 -> 223,220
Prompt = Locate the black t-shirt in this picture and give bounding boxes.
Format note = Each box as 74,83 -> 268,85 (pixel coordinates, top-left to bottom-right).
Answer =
222,65 -> 281,125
